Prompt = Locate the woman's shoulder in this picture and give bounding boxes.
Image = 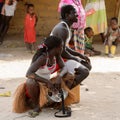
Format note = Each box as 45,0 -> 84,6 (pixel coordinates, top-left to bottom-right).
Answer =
37,52 -> 47,60
37,52 -> 48,63
32,52 -> 47,66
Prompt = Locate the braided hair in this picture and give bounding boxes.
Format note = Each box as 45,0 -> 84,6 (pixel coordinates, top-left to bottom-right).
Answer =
32,36 -> 62,63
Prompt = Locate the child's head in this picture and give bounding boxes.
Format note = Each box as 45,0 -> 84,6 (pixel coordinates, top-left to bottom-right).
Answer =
26,4 -> 34,15
110,17 -> 118,30
84,27 -> 94,38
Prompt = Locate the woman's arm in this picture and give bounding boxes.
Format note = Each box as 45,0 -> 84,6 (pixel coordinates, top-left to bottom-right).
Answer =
56,55 -> 68,77
54,55 -> 68,90
26,54 -> 50,84
66,46 -> 85,59
53,27 -> 83,62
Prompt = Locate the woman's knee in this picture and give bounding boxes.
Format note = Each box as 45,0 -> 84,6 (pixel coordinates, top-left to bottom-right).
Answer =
26,79 -> 40,98
75,67 -> 89,80
81,68 -> 89,78
81,60 -> 92,70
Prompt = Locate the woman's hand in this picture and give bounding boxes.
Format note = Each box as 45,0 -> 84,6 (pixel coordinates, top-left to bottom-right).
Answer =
47,81 -> 54,90
54,76 -> 62,91
77,54 -> 90,63
83,55 -> 90,63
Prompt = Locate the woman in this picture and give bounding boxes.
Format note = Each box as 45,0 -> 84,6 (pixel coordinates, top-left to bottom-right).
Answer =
85,0 -> 107,42
13,36 -> 78,118
115,0 -> 120,26
58,0 -> 86,54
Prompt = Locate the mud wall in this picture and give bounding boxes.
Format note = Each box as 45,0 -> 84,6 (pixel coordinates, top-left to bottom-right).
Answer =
9,0 -> 116,36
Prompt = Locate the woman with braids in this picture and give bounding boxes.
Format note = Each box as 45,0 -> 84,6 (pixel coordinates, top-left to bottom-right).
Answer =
13,36 -> 80,118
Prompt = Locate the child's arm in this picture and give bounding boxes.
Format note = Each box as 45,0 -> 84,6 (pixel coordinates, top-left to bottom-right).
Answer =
35,14 -> 38,27
103,28 -> 111,45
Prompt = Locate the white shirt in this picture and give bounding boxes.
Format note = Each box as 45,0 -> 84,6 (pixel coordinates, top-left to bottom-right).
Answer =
4,1 -> 17,16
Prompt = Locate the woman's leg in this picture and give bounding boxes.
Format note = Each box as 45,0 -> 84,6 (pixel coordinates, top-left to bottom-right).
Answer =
26,79 -> 40,113
65,60 -> 91,88
71,64 -> 89,88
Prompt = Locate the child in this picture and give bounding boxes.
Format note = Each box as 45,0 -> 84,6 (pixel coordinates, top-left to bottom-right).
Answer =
104,17 -> 120,57
24,3 -> 38,53
84,27 -> 101,56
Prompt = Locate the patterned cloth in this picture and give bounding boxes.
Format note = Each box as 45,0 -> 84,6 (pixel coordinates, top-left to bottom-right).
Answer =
85,0 -> 107,35
74,28 -> 85,54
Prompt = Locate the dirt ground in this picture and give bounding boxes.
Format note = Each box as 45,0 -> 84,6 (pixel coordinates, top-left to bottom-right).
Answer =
0,35 -> 120,120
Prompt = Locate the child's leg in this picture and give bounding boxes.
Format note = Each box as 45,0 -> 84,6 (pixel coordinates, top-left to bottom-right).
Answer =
110,45 -> 116,55
26,79 -> 41,117
108,39 -> 113,54
85,49 -> 95,56
25,42 -> 32,52
93,49 -> 101,55
31,42 -> 36,53
105,45 -> 109,54
32,42 -> 36,51
110,39 -> 118,55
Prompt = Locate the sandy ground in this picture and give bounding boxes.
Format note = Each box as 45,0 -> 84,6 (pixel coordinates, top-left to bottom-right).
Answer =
0,37 -> 120,120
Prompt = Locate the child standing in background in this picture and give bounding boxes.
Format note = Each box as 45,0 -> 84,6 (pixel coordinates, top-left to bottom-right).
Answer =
84,27 -> 101,56
24,3 -> 37,53
104,17 -> 120,57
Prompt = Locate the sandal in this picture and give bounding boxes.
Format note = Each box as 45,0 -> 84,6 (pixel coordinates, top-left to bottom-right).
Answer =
28,111 -> 39,118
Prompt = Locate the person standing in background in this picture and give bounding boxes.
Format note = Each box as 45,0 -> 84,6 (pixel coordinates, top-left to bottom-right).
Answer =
115,0 -> 120,26
85,0 -> 107,42
24,3 -> 38,53
58,0 -> 86,54
0,0 -> 18,45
